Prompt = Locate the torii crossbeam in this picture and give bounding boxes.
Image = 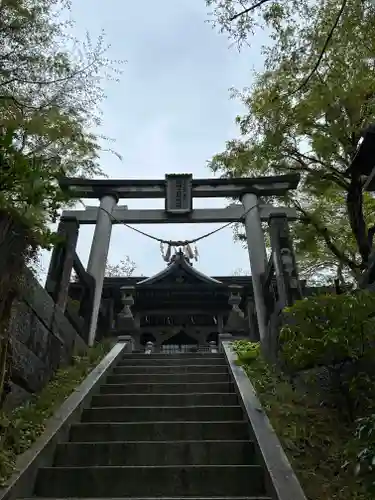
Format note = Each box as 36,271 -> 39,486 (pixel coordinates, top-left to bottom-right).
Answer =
62,205 -> 298,224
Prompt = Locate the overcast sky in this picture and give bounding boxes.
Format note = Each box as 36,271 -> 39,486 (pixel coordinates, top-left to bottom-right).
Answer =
39,0 -> 269,280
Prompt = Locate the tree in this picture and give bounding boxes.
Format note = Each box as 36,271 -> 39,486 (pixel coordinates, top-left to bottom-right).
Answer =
0,0 -> 123,296
0,0 -> 123,403
70,256 -> 137,282
232,267 -> 250,276
105,256 -> 137,278
0,0 -> 122,243
207,0 -> 375,284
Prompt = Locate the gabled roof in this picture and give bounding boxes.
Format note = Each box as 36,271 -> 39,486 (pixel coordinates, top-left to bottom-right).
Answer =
137,251 -> 223,286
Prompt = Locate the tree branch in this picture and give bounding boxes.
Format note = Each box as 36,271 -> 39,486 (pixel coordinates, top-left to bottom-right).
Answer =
229,0 -> 273,21
285,146 -> 350,188
0,57 -> 99,89
293,200 -> 362,272
288,0 -> 347,96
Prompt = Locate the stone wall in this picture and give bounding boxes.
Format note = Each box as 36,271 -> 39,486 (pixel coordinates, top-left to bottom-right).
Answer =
4,268 -> 87,410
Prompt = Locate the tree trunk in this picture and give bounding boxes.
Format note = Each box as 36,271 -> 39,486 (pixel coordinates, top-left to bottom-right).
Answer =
346,175 -> 370,265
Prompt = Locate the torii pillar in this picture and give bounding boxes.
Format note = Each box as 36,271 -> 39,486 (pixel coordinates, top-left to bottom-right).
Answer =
87,193 -> 118,346
241,193 -> 268,342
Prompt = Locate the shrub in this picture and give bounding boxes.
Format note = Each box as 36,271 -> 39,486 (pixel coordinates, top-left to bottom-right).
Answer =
279,291 -> 375,419
280,292 -> 375,372
244,349 -> 371,499
232,340 -> 260,365
354,413 -> 375,495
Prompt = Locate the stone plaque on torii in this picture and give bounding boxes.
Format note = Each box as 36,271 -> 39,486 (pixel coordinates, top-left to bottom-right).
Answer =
58,173 -> 300,346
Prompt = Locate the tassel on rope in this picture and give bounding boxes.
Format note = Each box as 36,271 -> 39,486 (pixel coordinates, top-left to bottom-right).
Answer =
160,242 -> 170,262
165,244 -> 171,262
194,244 -> 199,261
160,242 -> 164,259
186,243 -> 194,260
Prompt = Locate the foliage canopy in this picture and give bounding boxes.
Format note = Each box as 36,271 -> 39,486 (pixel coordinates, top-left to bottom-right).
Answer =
0,0 -> 123,245
105,256 -> 137,278
206,0 -> 375,283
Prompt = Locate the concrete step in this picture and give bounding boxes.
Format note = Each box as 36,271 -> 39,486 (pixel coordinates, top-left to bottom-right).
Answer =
121,353 -> 224,359
69,421 -> 250,442
117,357 -> 226,366
54,440 -> 256,466
90,393 -> 239,408
81,405 -> 244,423
100,382 -> 235,394
112,365 -> 228,375
26,497 -> 272,500
106,372 -> 231,384
34,464 -> 266,497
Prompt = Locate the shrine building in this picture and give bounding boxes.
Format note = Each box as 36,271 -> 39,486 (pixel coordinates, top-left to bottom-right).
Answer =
68,249 -> 256,352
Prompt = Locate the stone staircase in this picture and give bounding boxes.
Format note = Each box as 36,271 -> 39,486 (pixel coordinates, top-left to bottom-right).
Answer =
28,352 -> 272,499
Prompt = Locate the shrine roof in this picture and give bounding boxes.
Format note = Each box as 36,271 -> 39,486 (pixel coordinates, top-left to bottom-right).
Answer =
100,276 -> 252,296
137,251 -> 224,287
69,263 -> 254,309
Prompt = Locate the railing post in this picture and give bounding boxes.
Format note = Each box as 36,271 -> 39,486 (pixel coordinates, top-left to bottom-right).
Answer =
219,333 -> 233,353
145,341 -> 154,354
118,335 -> 134,353
209,341 -> 218,353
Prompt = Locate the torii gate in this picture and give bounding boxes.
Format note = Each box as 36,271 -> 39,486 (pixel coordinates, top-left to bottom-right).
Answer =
59,173 -> 300,346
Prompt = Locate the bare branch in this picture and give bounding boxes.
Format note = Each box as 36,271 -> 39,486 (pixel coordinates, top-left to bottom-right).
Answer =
229,0 -> 273,21
0,57 -> 98,89
292,200 -> 361,272
288,0 -> 347,96
285,146 -> 350,188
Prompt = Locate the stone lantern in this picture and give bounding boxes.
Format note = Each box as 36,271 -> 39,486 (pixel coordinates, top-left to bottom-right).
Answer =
224,284 -> 248,333
228,284 -> 243,307
116,286 -> 138,333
